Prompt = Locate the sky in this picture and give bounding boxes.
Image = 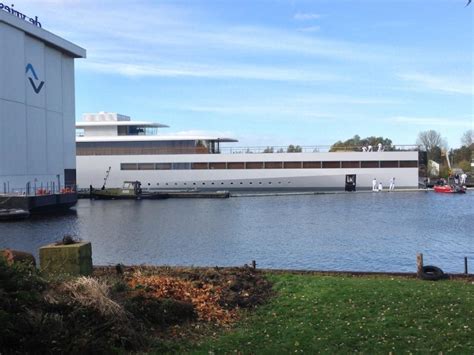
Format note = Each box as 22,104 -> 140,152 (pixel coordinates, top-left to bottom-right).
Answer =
16,0 -> 474,148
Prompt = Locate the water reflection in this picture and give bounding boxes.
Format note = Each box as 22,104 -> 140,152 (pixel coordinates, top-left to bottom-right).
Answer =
0,192 -> 472,273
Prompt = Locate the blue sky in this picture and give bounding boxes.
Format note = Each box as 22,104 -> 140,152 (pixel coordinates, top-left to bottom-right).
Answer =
19,0 -> 473,148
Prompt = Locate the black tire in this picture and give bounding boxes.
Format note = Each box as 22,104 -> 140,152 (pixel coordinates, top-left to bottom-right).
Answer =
420,265 -> 445,281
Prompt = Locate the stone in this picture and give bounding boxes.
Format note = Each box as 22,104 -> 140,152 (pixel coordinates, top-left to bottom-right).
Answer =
39,242 -> 92,276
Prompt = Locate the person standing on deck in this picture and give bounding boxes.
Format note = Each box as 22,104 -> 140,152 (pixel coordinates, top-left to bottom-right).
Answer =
389,177 -> 395,191
372,178 -> 377,191
368,145 -> 373,152
378,182 -> 383,191
377,143 -> 383,152
461,172 -> 467,185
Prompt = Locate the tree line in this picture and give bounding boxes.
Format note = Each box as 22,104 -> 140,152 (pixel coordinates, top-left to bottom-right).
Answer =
417,129 -> 472,177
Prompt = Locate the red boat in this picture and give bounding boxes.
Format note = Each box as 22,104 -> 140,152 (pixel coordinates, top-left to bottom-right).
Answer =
433,185 -> 466,194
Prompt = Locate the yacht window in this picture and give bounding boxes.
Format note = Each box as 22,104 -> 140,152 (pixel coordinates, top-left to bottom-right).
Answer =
302,161 -> 321,168
380,161 -> 398,168
361,161 -> 379,168
341,161 -> 360,168
192,163 -> 208,170
121,163 -> 138,170
227,162 -> 245,169
400,160 -> 418,168
156,163 -> 172,170
264,162 -> 282,169
138,163 -> 154,170
246,162 -> 264,169
322,161 -> 341,169
172,163 -> 191,170
209,162 -> 226,169
283,162 -> 301,169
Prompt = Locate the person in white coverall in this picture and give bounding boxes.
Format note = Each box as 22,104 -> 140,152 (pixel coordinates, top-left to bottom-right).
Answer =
389,177 -> 395,191
372,178 -> 377,191
378,182 -> 383,191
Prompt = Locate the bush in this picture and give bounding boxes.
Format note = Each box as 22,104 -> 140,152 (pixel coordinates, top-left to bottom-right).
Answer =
0,257 -> 146,353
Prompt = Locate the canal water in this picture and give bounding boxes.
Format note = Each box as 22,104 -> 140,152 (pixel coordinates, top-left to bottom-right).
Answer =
0,192 -> 472,273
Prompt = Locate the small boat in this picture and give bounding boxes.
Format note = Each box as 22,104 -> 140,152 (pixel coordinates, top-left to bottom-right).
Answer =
433,184 -> 466,194
91,181 -> 168,200
0,209 -> 30,221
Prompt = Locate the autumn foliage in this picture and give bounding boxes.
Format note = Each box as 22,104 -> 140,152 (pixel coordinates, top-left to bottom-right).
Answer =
128,274 -> 236,324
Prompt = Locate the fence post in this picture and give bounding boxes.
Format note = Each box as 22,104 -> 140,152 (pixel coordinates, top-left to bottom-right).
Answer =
465,257 -> 468,275
416,253 -> 424,277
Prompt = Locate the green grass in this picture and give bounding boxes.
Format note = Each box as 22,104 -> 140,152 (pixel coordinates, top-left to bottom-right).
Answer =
173,274 -> 474,354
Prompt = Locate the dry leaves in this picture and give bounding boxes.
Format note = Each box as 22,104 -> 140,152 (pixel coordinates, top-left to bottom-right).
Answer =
128,274 -> 237,324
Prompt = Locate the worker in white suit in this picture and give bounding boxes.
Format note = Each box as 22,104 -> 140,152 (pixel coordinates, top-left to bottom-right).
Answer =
389,177 -> 395,191
372,178 -> 377,191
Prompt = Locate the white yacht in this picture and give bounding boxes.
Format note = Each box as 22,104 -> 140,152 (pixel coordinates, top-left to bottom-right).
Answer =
76,112 -> 420,191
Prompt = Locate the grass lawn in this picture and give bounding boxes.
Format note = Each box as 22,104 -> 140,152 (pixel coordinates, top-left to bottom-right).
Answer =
175,274 -> 473,354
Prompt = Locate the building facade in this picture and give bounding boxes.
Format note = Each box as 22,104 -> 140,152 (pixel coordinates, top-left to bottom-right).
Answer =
0,10 -> 85,196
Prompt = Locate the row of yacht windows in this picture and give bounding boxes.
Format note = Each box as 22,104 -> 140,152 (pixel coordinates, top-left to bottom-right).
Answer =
121,160 -> 418,171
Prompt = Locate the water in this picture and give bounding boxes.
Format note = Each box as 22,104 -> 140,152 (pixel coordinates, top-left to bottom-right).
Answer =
0,192 -> 472,273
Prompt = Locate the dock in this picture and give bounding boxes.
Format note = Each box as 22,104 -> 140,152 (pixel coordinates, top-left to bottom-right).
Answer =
78,189 -> 230,199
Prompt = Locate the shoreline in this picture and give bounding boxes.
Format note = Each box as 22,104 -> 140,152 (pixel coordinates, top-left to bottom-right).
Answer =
94,265 -> 474,281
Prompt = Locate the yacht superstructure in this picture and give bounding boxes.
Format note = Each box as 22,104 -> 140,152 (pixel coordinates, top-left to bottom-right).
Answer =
76,112 -> 420,191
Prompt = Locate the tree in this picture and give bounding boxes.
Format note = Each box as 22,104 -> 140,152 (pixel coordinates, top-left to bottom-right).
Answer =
287,145 -> 302,153
416,130 -> 445,152
263,146 -> 274,153
461,129 -> 473,147
329,135 -> 393,152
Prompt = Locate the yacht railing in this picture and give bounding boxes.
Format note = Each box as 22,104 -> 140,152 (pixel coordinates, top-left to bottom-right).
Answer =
0,184 -> 77,197
219,145 -> 420,154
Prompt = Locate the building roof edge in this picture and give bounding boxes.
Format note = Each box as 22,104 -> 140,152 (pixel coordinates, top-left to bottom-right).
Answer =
0,10 -> 86,58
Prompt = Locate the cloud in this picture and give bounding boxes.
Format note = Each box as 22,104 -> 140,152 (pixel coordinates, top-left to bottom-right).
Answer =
162,130 -> 236,138
183,105 -> 335,122
390,116 -> 473,128
294,13 -> 321,21
80,61 -> 343,82
398,72 -> 473,95
298,26 -> 320,33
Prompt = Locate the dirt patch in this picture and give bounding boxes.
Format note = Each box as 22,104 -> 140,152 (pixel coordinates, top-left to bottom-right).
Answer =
94,265 -> 273,326
1,257 -> 273,354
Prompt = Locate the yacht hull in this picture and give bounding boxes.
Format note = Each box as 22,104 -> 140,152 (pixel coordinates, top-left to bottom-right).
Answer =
77,151 -> 420,191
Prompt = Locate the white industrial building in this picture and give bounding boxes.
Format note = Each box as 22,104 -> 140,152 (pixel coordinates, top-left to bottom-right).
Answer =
0,9 -> 85,211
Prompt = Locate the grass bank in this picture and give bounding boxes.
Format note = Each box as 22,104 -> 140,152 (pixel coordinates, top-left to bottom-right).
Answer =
181,273 -> 473,354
